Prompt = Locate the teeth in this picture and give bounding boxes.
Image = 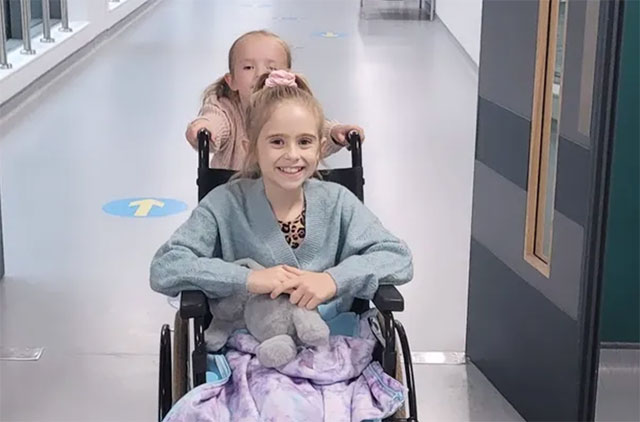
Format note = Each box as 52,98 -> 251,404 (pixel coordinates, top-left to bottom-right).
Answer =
278,167 -> 303,174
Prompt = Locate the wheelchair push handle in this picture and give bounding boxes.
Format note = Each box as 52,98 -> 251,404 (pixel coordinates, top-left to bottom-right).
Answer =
198,129 -> 211,169
199,128 -> 363,169
346,130 -> 362,168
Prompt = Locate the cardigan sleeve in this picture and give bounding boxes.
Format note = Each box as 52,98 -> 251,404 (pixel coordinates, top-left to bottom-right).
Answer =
320,118 -> 345,158
325,189 -> 414,300
149,200 -> 250,298
185,94 -> 233,153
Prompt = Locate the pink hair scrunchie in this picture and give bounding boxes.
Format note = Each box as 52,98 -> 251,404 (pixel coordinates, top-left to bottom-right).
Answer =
264,70 -> 298,88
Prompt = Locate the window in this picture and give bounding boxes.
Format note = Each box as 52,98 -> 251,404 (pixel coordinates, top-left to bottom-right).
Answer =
525,0 -> 569,277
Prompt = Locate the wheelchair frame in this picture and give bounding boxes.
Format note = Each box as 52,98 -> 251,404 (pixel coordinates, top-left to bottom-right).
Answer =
158,130 -> 418,422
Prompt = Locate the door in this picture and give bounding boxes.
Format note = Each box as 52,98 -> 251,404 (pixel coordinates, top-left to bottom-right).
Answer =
465,0 -> 623,420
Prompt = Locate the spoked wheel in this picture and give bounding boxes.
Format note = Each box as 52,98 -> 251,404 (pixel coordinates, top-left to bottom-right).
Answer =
392,350 -> 408,419
172,310 -> 189,404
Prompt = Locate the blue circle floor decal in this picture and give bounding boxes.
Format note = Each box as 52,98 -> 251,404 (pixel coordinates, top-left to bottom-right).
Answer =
103,198 -> 188,218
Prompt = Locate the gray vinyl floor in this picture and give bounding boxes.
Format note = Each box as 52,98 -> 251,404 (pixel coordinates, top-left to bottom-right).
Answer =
596,348 -> 640,422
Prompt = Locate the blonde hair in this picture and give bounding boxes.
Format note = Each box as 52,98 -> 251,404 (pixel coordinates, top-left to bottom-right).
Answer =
239,72 -> 325,179
201,30 -> 292,105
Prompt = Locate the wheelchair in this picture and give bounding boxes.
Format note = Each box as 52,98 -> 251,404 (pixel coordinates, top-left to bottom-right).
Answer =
157,130 -> 419,422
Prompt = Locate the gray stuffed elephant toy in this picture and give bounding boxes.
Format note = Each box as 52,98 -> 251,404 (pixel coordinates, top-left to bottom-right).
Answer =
204,259 -> 330,368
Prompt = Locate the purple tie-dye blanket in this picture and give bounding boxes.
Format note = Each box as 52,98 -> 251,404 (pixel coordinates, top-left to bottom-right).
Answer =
163,312 -> 405,422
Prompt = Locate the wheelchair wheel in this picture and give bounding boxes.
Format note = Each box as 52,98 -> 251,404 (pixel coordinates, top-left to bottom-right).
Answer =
172,311 -> 189,403
392,349 -> 408,419
159,324 -> 172,421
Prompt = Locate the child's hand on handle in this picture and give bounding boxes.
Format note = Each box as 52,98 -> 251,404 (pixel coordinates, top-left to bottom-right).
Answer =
270,266 -> 337,310
185,117 -> 212,146
247,265 -> 299,295
330,125 -> 365,146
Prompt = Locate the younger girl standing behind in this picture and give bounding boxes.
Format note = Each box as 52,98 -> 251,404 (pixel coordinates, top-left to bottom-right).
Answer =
185,30 -> 365,169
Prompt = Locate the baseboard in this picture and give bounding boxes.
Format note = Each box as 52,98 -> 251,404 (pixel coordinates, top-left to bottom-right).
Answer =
406,351 -> 467,365
601,342 -> 640,350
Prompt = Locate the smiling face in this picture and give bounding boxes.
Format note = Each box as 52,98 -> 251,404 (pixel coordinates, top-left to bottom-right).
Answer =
255,100 -> 322,193
225,34 -> 290,107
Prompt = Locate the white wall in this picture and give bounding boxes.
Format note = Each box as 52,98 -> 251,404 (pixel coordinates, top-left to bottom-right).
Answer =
437,0 -> 483,65
0,0 -> 155,106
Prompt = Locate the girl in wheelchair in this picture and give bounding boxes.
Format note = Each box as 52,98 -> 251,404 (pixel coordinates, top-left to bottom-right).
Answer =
151,70 -> 413,421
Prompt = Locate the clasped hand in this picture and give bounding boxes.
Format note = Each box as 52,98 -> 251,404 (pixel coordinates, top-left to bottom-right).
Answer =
247,265 -> 337,310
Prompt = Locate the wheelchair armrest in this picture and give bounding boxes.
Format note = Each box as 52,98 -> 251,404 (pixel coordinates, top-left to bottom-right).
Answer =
180,290 -> 210,319
372,285 -> 404,312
